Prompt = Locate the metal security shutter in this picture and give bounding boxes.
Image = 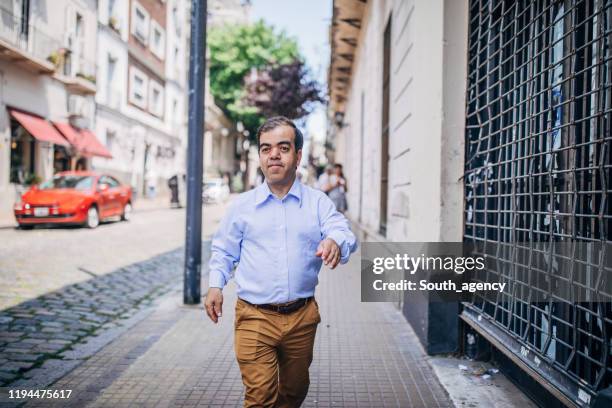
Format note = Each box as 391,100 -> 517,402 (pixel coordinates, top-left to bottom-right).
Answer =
463,0 -> 611,405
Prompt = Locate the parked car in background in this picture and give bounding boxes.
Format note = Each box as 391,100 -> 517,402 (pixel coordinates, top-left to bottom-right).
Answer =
203,178 -> 230,204
13,171 -> 133,229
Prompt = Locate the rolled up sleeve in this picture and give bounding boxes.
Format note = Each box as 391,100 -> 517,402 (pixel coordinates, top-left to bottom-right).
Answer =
208,202 -> 243,289
319,195 -> 358,264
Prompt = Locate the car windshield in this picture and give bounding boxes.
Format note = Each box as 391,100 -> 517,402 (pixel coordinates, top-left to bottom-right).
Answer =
39,175 -> 94,191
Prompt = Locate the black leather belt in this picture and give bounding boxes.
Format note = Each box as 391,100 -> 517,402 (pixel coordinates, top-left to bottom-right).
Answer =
239,296 -> 314,314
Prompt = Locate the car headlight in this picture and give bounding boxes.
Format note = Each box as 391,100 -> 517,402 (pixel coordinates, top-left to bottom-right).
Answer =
24,203 -> 30,209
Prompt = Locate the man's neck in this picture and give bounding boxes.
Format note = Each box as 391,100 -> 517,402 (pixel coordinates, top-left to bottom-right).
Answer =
267,175 -> 296,199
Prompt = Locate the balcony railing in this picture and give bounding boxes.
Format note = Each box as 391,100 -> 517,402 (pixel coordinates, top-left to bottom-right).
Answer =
57,52 -> 97,94
0,7 -> 61,72
63,54 -> 96,82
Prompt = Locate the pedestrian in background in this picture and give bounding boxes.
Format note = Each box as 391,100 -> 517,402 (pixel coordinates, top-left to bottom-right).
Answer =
328,163 -> 348,213
316,164 -> 334,193
205,116 -> 358,407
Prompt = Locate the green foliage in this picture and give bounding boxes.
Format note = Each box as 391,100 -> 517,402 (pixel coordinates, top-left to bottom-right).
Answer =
208,20 -> 300,135
24,173 -> 42,186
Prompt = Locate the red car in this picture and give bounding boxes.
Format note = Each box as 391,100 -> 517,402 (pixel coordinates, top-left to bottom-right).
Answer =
14,171 -> 133,229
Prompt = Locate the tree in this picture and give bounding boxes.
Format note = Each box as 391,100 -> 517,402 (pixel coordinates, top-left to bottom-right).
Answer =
208,21 -> 300,135
244,60 -> 324,120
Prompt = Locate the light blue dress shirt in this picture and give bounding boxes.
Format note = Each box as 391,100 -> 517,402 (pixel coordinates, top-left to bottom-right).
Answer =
208,178 -> 358,304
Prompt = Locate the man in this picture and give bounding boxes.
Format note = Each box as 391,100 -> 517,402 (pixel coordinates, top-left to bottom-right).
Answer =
205,116 -> 357,407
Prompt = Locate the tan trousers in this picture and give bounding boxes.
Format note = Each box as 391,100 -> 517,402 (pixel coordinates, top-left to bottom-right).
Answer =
234,297 -> 320,408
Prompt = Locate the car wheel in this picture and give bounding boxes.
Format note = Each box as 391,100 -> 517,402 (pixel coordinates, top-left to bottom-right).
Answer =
121,202 -> 132,221
86,206 -> 99,229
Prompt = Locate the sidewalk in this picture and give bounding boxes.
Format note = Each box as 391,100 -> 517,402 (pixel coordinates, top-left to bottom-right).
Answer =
131,195 -> 176,213
21,253 -> 453,407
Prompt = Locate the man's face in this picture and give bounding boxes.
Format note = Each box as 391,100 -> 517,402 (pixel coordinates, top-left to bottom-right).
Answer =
258,125 -> 302,185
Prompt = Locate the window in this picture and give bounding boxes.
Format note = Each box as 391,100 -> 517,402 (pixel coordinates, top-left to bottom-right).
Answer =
172,98 -> 179,123
148,80 -> 164,117
20,0 -> 31,37
149,20 -> 165,59
463,0 -> 612,401
109,176 -> 120,187
108,0 -> 116,18
106,55 -> 116,104
40,175 -> 94,191
379,16 -> 391,236
173,6 -> 181,36
129,66 -> 148,109
75,12 -> 83,38
100,175 -> 120,188
131,1 -> 149,44
105,129 -> 116,151
107,0 -> 119,30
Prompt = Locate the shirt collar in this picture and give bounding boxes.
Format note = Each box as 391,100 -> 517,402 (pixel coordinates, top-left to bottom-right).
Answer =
254,178 -> 302,207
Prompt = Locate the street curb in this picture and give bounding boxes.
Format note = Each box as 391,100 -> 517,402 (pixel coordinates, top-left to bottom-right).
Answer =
9,299 -> 161,390
0,288 -> 184,407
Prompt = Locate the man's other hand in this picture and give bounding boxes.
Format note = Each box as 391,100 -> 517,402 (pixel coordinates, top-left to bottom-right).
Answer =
205,287 -> 223,324
315,238 -> 341,269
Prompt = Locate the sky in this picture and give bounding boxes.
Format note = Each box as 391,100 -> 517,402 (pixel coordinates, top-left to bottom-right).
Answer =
249,0 -> 332,143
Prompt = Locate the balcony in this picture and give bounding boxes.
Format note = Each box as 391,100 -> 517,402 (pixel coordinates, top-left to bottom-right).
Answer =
0,8 -> 58,74
54,54 -> 97,95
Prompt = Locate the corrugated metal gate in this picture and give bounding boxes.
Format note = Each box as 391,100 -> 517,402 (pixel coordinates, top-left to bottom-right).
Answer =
463,0 -> 611,405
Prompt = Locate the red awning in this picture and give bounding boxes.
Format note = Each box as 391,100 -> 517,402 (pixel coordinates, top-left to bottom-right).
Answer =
53,122 -> 113,159
8,109 -> 70,146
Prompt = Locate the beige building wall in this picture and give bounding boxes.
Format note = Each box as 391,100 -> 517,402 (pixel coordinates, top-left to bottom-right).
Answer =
0,0 -> 98,221
334,0 -> 468,243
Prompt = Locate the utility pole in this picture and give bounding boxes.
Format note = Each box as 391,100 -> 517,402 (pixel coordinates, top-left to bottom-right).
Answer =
184,0 -> 207,305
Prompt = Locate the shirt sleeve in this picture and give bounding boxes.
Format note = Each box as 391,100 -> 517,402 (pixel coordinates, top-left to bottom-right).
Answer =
319,194 -> 358,264
208,201 -> 243,289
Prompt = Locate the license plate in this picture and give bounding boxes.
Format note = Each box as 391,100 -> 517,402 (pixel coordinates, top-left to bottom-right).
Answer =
34,207 -> 49,217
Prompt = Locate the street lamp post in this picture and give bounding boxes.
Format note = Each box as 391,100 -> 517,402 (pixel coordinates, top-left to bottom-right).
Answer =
184,0 -> 208,305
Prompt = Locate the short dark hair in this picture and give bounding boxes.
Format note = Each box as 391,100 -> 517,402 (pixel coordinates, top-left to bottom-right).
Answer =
256,116 -> 303,152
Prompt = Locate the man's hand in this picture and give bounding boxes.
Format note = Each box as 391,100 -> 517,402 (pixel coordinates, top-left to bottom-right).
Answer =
205,287 -> 223,324
315,238 -> 341,269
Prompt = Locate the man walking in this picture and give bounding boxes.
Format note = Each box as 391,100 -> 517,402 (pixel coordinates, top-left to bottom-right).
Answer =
205,116 -> 358,407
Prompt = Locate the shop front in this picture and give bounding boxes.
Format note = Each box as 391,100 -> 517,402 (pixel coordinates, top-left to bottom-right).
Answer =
8,108 -> 71,187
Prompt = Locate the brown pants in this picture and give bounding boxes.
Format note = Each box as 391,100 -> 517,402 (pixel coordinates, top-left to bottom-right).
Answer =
234,298 -> 320,408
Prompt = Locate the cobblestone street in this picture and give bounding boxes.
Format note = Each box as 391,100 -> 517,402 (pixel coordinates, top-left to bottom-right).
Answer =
0,202 -> 227,310
0,202 -> 227,388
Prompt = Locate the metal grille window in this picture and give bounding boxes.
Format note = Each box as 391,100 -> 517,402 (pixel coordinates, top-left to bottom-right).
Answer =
463,0 -> 612,404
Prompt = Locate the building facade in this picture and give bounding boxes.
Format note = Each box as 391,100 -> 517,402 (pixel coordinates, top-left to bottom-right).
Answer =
0,0 -> 106,220
0,0 -> 254,222
93,0 -> 189,198
329,0 -> 611,406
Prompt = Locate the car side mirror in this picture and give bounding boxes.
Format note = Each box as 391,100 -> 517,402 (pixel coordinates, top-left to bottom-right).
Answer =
98,184 -> 109,192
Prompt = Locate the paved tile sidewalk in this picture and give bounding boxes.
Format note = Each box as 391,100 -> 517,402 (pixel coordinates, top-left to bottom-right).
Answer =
20,253 -> 452,408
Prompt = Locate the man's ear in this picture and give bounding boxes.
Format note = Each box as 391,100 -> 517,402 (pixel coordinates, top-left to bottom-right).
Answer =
296,149 -> 302,167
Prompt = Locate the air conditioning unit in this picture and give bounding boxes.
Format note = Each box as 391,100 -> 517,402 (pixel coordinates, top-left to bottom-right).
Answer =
68,94 -> 86,117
